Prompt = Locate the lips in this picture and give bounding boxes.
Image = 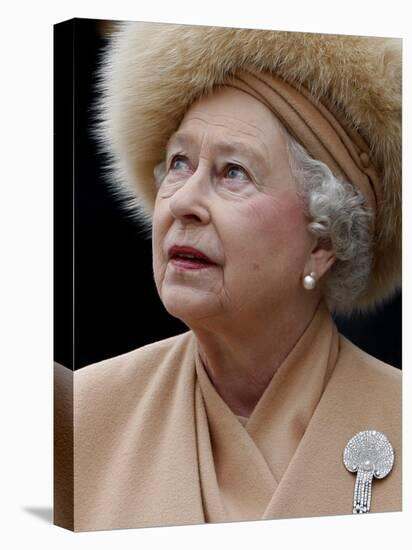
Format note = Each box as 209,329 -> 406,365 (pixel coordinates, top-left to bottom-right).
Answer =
168,245 -> 216,270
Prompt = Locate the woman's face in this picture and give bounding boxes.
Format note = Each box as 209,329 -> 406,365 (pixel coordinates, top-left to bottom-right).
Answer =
152,87 -> 315,328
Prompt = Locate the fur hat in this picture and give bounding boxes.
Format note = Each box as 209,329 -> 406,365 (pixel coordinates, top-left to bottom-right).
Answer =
96,22 -> 401,311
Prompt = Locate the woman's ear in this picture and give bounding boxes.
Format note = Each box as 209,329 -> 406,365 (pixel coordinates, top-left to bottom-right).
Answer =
305,237 -> 336,282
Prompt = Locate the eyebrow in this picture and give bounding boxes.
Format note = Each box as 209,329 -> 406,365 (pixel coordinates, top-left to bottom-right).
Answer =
166,131 -> 269,169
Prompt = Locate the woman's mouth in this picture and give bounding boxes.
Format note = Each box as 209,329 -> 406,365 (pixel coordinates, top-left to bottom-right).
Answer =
168,245 -> 217,271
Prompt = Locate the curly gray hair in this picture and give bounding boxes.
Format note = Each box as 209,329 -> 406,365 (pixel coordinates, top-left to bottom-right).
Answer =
283,130 -> 374,313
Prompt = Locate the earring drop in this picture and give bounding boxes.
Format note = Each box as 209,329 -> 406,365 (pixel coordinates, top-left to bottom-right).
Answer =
303,272 -> 316,290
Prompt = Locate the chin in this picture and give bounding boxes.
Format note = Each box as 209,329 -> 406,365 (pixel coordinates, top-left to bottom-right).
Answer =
160,287 -> 219,326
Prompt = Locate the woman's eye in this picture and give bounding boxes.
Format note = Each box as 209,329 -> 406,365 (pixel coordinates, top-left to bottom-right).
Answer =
170,155 -> 190,171
224,164 -> 249,181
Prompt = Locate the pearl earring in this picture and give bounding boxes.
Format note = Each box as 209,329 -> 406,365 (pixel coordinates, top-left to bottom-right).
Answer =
303,272 -> 316,290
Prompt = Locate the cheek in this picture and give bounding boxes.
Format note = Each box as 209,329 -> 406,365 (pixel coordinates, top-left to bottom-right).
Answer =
236,192 -> 310,266
151,201 -> 169,280
252,191 -> 305,231
250,191 -> 307,237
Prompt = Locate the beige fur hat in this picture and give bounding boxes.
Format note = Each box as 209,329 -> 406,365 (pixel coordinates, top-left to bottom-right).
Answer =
96,22 -> 401,311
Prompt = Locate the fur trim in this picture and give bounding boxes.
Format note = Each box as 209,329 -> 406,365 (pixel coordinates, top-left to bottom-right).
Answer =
96,22 -> 401,312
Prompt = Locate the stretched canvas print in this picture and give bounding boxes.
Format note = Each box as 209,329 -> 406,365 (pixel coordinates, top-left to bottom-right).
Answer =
54,18 -> 402,532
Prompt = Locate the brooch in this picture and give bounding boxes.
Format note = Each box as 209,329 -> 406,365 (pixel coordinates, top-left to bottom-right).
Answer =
343,430 -> 394,514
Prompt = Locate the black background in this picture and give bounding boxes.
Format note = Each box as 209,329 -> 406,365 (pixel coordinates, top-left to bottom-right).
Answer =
55,19 -> 402,371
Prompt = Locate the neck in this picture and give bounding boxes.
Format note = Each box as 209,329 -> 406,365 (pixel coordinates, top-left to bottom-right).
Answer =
193,299 -> 321,417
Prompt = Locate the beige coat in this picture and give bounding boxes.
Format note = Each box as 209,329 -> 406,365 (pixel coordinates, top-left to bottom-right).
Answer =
55,303 -> 401,531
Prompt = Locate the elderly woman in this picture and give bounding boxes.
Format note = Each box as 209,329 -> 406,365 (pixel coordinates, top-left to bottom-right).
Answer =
68,23 -> 401,531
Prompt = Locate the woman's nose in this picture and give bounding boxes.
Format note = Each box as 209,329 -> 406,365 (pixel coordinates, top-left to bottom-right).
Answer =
168,169 -> 211,224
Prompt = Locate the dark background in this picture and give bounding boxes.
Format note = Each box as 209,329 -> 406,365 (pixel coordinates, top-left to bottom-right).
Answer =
54,19 -> 402,371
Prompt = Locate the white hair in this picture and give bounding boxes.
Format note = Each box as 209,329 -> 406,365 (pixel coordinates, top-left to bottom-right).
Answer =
283,131 -> 374,313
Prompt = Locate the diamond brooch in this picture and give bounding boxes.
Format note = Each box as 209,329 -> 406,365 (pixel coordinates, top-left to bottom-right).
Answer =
343,430 -> 394,514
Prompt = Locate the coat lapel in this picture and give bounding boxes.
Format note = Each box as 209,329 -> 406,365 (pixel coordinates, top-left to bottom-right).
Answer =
262,336 -> 402,519
194,302 -> 342,522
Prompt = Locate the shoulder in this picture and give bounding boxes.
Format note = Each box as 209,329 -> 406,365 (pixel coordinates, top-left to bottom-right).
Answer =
74,331 -> 197,443
336,334 -> 401,424
74,331 -> 194,397
339,334 -> 401,388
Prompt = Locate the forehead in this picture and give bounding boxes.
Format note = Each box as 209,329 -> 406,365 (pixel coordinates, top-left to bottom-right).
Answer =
169,87 -> 287,156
